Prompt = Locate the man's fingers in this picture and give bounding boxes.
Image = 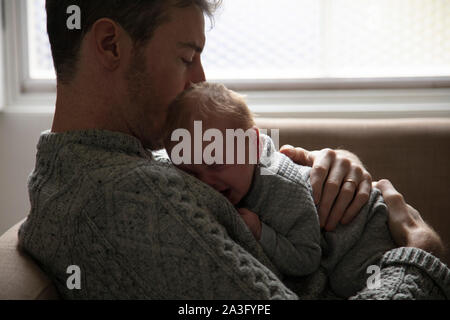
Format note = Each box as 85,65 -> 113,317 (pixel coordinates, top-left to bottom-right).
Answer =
324,180 -> 357,231
341,177 -> 371,224
279,145 -> 310,165
325,165 -> 364,230
317,156 -> 349,227
374,179 -> 407,213
317,181 -> 339,228
309,149 -> 336,205
373,179 -> 445,255
310,166 -> 328,205
283,146 -> 373,231
375,179 -> 425,229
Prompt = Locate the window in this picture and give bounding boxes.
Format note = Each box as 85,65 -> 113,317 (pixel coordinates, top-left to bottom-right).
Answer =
2,0 -> 450,115
205,0 -> 450,82
25,0 -> 450,84
27,0 -> 54,80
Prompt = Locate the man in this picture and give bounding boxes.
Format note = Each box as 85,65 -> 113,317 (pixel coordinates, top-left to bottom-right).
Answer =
18,0 -> 448,299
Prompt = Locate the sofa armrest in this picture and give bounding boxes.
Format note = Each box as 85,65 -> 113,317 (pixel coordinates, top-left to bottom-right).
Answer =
0,219 -> 60,300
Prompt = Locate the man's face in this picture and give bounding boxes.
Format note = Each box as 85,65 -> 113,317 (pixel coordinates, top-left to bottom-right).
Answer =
123,5 -> 206,150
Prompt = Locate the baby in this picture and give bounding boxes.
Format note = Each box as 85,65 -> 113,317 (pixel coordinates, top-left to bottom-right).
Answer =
163,82 -> 396,298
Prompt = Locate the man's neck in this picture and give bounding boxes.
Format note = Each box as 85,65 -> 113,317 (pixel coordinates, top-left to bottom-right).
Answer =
51,83 -> 127,134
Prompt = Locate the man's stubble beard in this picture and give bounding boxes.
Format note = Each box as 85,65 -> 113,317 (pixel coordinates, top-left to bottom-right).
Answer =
125,48 -> 167,151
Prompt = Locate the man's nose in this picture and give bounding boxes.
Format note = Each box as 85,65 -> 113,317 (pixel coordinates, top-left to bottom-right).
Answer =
184,60 -> 206,90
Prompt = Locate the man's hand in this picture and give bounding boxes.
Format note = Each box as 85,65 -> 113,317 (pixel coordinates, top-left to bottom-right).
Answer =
374,179 -> 446,259
238,208 -> 262,241
280,146 -> 372,231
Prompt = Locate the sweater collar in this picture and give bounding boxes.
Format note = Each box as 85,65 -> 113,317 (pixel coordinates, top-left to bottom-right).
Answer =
36,129 -> 152,159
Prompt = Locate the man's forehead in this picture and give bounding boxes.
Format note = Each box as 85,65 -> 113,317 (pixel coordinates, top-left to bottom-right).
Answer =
164,5 -> 206,48
175,25 -> 206,52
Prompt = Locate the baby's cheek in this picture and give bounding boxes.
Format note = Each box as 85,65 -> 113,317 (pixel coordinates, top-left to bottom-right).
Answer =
231,166 -> 254,197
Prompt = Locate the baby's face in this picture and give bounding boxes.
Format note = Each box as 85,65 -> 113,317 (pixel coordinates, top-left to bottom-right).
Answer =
166,121 -> 259,205
176,162 -> 255,205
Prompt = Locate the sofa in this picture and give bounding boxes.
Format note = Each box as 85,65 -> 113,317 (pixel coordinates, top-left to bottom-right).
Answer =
1,117 -> 449,299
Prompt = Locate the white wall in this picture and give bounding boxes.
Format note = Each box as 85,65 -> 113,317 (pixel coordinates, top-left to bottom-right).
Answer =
0,112 -> 53,234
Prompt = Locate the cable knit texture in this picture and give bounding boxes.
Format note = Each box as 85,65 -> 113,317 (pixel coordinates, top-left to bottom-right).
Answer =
18,130 -> 450,299
350,247 -> 450,299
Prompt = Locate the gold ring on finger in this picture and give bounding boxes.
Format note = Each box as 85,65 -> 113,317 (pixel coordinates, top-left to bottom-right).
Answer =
344,178 -> 358,189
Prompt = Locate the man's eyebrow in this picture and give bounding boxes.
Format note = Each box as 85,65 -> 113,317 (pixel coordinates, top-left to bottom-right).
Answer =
177,41 -> 204,53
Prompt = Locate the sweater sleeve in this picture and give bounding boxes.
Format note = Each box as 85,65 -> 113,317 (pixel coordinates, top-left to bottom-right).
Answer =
321,188 -> 397,297
243,139 -> 322,278
350,247 -> 450,300
103,163 -> 298,300
259,219 -> 322,277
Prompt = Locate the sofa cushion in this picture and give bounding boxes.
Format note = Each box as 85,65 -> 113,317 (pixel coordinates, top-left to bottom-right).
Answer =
0,219 -> 59,300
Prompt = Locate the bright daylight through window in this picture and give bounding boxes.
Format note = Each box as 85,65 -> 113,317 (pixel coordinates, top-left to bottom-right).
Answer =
27,0 -> 450,82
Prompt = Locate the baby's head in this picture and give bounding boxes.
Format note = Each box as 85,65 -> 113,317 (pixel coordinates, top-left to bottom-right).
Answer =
163,82 -> 260,205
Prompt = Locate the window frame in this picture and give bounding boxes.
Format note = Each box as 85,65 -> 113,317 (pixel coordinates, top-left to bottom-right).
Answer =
2,0 -> 56,113
0,0 -> 5,109
1,0 -> 450,117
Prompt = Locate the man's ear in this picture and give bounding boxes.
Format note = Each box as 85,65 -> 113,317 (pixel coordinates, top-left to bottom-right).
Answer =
91,18 -> 127,71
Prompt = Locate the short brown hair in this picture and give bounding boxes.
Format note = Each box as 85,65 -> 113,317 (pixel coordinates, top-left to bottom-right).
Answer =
45,0 -> 221,83
163,82 -> 255,145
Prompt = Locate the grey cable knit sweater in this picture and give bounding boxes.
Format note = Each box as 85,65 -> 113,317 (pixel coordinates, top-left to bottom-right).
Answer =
18,130 -> 450,299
